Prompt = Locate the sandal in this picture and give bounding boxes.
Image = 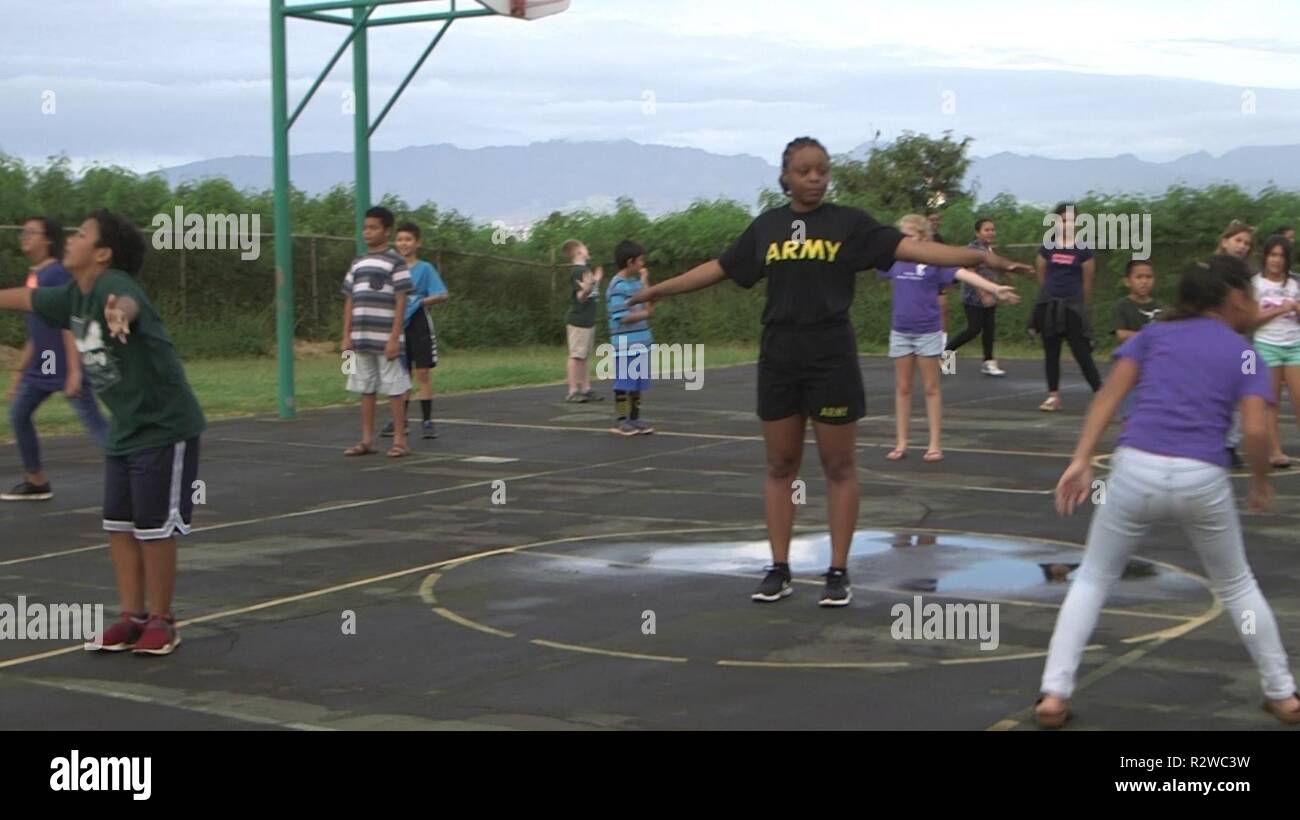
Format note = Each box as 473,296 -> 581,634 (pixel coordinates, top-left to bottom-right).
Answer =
923,450 -> 944,462
1034,695 -> 1071,729
886,448 -> 907,461
1262,692 -> 1300,725
1039,397 -> 1061,412
1271,457 -> 1292,469
387,444 -> 410,458
344,442 -> 376,457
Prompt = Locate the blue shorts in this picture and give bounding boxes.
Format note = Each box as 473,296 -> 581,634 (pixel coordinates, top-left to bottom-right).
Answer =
889,330 -> 945,358
613,346 -> 652,392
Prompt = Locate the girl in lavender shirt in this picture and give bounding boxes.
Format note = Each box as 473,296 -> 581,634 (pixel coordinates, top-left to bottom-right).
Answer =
880,215 -> 1018,462
1036,255 -> 1299,728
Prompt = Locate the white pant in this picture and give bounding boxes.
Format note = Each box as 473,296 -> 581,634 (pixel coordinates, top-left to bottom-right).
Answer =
1041,446 -> 1295,700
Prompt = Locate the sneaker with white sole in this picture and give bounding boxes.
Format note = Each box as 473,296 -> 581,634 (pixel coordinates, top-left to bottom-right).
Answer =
751,565 -> 793,602
1,480 -> 52,501
818,568 -> 852,607
86,612 -> 147,651
981,360 -> 1006,377
132,615 -> 182,656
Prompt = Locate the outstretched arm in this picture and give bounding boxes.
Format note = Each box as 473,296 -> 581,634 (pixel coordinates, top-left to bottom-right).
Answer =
955,268 -> 1020,303
896,239 -> 1030,275
0,287 -> 34,313
629,259 -> 726,304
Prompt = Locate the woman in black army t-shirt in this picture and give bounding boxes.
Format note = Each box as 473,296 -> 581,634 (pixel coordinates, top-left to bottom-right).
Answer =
630,137 -> 1028,607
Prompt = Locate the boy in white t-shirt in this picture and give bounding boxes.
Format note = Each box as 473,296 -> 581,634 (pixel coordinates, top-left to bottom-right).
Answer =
1251,235 -> 1300,467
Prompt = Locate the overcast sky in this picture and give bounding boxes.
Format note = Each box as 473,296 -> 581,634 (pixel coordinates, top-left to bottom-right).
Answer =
3,0 -> 1299,172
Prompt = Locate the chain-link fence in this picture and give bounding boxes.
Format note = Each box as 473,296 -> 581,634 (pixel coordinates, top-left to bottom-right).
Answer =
0,224 -> 1213,357
0,225 -> 570,354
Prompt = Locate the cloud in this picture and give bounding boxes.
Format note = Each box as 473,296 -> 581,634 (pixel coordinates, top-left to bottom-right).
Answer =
2,0 -> 1299,171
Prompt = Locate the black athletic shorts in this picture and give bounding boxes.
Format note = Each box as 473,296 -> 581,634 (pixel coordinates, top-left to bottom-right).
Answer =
757,322 -> 864,424
403,310 -> 438,370
103,436 -> 201,541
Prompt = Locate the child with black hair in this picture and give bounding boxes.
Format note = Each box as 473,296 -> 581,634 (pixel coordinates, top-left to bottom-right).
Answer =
3,215 -> 108,501
1218,221 -> 1257,468
1110,259 -> 1163,343
1251,235 -> 1300,467
341,206 -> 412,458
606,239 -> 654,436
1036,254 -> 1300,728
629,136 -> 1028,607
944,217 -> 1008,376
381,221 -> 449,440
0,210 -> 206,655
1032,203 -> 1101,412
1110,259 -> 1163,422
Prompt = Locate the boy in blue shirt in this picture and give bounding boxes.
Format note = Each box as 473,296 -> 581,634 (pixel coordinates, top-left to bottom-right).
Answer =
606,240 -> 654,435
4,216 -> 108,501
383,222 -> 449,440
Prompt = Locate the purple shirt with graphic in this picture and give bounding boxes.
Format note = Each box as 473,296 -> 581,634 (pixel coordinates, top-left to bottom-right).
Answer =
1116,317 -> 1273,468
878,261 -> 959,334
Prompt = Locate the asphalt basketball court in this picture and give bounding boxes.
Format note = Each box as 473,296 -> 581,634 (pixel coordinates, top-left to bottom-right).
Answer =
2,355 -> 1298,731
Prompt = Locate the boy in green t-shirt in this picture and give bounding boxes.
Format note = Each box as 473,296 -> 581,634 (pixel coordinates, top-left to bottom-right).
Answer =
561,238 -> 604,402
1110,259 -> 1163,421
0,210 -> 205,656
1110,259 -> 1163,342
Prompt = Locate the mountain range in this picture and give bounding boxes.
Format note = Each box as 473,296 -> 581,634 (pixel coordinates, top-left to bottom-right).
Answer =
159,139 -> 1300,223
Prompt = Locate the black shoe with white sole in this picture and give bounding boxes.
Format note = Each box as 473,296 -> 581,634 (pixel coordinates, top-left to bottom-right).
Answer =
818,568 -> 852,607
751,564 -> 792,602
1,480 -> 52,501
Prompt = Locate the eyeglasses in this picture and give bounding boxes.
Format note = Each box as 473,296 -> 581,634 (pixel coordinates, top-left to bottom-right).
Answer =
20,228 -> 45,238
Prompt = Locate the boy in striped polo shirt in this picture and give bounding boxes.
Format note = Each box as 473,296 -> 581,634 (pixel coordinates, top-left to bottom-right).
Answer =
341,206 -> 413,458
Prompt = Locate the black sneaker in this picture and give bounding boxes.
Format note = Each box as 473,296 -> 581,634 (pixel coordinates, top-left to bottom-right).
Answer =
1228,447 -> 1245,470
1,481 -> 52,501
422,420 -> 438,439
751,564 -> 793,602
818,568 -> 852,607
583,390 -> 604,402
381,421 -> 409,439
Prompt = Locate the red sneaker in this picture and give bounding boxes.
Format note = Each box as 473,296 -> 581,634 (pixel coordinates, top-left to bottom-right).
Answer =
132,615 -> 182,656
85,612 -> 146,652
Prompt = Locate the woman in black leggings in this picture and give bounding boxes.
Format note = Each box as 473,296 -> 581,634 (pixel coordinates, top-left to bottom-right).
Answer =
946,217 -> 1006,376
1033,203 -> 1101,410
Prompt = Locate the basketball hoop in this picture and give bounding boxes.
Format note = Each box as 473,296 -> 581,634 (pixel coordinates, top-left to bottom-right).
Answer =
479,0 -> 570,20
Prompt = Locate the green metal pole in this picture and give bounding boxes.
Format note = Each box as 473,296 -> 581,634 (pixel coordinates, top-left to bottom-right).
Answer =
271,0 -> 296,418
352,3 -> 371,254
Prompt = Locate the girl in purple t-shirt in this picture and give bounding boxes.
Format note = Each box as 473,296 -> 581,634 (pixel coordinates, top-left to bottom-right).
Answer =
880,215 -> 1018,462
1035,255 -> 1299,728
